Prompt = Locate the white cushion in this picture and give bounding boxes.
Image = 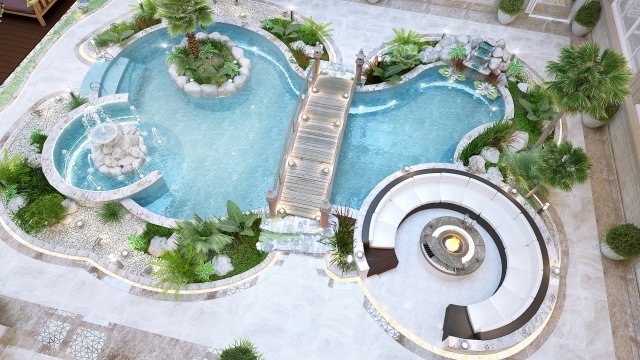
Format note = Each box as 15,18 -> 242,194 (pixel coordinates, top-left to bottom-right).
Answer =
514,213 -> 537,246
467,299 -> 503,332
370,221 -> 397,249
438,173 -> 470,205
391,187 -> 422,212
439,173 -> 470,186
491,195 -> 521,220
413,183 -> 441,204
376,200 -> 406,228
497,220 -> 531,247
528,244 -> 543,271
461,179 -> 497,214
502,266 -> 536,297
506,246 -> 533,270
488,286 -> 527,330
412,173 -> 441,185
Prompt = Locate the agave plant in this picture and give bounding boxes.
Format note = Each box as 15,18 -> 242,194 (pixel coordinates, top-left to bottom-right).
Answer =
156,0 -> 213,57
176,214 -> 233,255
217,200 -> 259,236
474,81 -> 499,100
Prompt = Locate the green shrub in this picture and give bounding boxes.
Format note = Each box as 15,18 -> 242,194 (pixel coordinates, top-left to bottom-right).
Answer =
0,151 -> 58,202
98,202 -> 123,223
499,0 -> 525,16
604,223 -> 640,259
151,242 -> 207,296
2,185 -> 18,201
67,91 -> 87,111
387,28 -> 425,48
509,81 -> 544,146
459,121 -> 514,165
142,222 -> 175,242
128,234 -> 150,252
574,1 -> 601,28
167,39 -> 236,85
29,129 -> 47,154
175,214 -> 233,255
261,17 -> 330,68
219,339 -> 263,360
299,17 -> 333,44
130,0 -> 160,32
14,194 -> 65,234
330,207 -> 355,273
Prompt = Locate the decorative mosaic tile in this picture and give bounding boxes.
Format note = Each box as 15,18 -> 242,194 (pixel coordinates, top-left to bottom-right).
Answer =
53,308 -> 76,318
363,298 -> 401,341
35,320 -> 71,349
65,327 -> 107,360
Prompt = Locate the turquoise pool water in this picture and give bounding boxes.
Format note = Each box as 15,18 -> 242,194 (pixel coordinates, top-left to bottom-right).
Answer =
64,23 -> 504,219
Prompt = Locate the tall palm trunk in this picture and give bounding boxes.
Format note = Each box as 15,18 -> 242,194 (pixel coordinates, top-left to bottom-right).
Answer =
186,32 -> 199,57
533,112 -> 562,149
526,183 -> 543,198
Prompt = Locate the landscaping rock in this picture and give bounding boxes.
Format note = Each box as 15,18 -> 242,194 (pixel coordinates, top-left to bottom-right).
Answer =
456,35 -> 469,45
148,236 -> 170,257
517,82 -> 530,94
486,167 -> 504,182
498,61 -> 509,72
218,35 -> 230,43
166,233 -> 179,252
419,46 -> 439,63
183,82 -> 202,97
302,45 -> 316,58
231,46 -> 244,59
209,32 -> 222,41
7,195 -> 27,213
492,47 -> 504,58
233,75 -> 248,89
62,199 -> 79,215
289,40 -> 306,50
496,39 -> 506,48
440,34 -> 456,48
480,146 -> 501,163
214,255 -> 234,276
238,57 -> 251,68
507,131 -> 529,152
195,32 -> 208,40
489,57 -> 501,71
470,37 -> 482,48
168,64 -> 179,80
218,81 -> 237,96
468,155 -> 486,174
502,51 -> 511,62
239,66 -> 250,76
201,84 -> 219,98
175,76 -> 189,89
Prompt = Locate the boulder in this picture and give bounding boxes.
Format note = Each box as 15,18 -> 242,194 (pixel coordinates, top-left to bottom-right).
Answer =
183,82 -> 202,97
195,32 -> 208,40
464,44 -> 472,56
61,199 -> 79,215
456,35 -> 469,45
302,45 -> 316,58
496,39 -> 506,48
492,47 -> 504,58
239,66 -> 250,76
238,57 -> 251,68
218,35 -> 230,43
201,84 -> 219,98
148,236 -> 170,257
502,51 -> 511,62
489,57 -> 501,70
507,131 -> 529,152
213,255 -> 234,276
439,46 -> 452,60
440,34 -> 456,48
233,75 -> 248,89
209,32 -> 222,40
231,46 -> 244,59
121,164 -> 133,174
175,76 -> 189,89
218,81 -> 237,96
179,38 -> 188,47
109,167 -> 122,177
468,155 -> 486,174
98,165 -> 110,175
117,156 -> 135,166
480,146 -> 500,163
289,40 -> 306,50
470,37 -> 483,48
517,82 -> 531,94
166,233 -> 179,252
486,167 -> 504,182
168,64 -> 179,80
419,46 -> 439,63
7,195 -> 27,213
498,61 -> 509,72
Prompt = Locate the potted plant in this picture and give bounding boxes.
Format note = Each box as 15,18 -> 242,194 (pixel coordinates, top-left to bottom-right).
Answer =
498,0 -> 525,25
572,1 -> 601,36
601,223 -> 640,261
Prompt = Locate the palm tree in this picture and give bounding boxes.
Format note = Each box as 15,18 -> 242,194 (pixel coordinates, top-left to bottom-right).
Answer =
156,0 -> 213,57
533,42 -> 633,148
176,214 -> 232,255
502,148 -> 542,195
526,141 -> 591,197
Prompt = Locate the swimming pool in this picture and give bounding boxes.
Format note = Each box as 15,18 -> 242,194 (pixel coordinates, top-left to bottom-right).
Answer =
65,24 -> 504,219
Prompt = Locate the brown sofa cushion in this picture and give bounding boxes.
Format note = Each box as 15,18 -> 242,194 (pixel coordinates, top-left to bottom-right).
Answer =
2,0 -> 37,14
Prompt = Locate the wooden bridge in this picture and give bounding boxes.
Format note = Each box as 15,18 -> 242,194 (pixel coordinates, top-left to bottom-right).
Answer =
268,53 -> 365,221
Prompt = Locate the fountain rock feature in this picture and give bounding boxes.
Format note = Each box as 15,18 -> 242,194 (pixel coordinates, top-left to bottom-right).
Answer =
89,122 -> 147,177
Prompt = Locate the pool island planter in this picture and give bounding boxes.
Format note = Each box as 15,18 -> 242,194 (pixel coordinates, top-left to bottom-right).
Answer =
168,32 -> 251,98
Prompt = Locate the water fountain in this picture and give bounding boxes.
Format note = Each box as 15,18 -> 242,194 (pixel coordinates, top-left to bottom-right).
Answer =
130,106 -> 142,122
87,119 -> 148,177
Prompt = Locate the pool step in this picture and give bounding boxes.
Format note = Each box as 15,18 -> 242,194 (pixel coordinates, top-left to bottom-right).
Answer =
117,61 -> 147,101
79,59 -> 111,96
100,57 -> 130,96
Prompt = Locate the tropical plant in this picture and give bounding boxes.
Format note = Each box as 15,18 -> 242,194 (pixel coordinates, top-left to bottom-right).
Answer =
14,194 -> 65,234
29,129 -> 47,154
498,0 -> 525,16
150,242 -> 207,297
502,149 -> 542,195
387,28 -> 424,47
507,59 -> 524,78
604,223 -> 640,259
194,260 -> 215,281
128,234 -> 149,252
142,222 -> 175,242
167,39 -> 235,85
459,121 -> 513,165
535,42 -> 633,147
299,17 -> 333,43
518,98 -> 555,122
67,91 -> 87,111
130,0 -> 160,31
290,46 -> 311,69
269,22 -> 301,42
156,0 -> 213,57
387,44 -> 421,68
449,44 -> 468,69
217,200 -> 259,236
0,151 -> 31,191
329,207 -> 356,273
219,339 -> 263,360
474,81 -> 499,100
574,1 -> 601,29
100,29 -> 135,44
98,202 -> 123,223
176,214 -> 233,255
527,141 -> 591,197
221,61 -> 240,77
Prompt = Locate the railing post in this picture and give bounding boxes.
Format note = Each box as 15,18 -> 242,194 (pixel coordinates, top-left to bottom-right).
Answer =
313,43 -> 323,79
319,200 -> 331,228
266,188 -> 278,218
354,49 -> 365,84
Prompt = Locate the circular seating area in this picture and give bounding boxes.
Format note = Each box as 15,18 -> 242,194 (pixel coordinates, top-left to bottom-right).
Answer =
355,167 -> 550,341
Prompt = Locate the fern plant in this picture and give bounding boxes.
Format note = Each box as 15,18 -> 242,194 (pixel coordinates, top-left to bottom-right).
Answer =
128,234 -> 149,252
299,17 -> 333,42
176,214 -> 233,255
270,22 -> 301,42
387,28 -> 424,47
29,129 -> 47,154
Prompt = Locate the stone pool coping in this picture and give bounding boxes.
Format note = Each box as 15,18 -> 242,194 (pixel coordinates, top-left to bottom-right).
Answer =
351,162 -> 561,356
39,94 -> 165,205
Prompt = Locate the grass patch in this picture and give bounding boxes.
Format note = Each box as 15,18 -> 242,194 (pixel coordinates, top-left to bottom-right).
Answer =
508,81 -> 543,146
209,218 -> 267,281
459,121 -> 514,165
29,129 -> 47,154
98,202 -> 123,223
14,194 -> 65,234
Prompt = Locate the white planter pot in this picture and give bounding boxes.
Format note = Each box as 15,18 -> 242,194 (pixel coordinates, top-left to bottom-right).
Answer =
601,242 -> 625,261
498,9 -> 517,25
582,114 -> 606,128
572,21 -> 592,36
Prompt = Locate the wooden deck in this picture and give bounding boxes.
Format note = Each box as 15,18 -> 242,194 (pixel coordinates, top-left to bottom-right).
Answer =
0,0 -> 76,85
278,75 -> 355,218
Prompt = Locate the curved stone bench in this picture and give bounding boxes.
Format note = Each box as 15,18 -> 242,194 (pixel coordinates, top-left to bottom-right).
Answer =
359,168 -> 549,341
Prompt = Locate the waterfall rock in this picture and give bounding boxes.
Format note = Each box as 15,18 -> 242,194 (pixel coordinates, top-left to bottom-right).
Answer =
214,255 -> 234,276
470,37 -> 483,48
496,39 -> 507,48
89,123 -> 147,176
492,47 -> 504,58
489,57 -> 502,70
419,46 -> 439,63
480,146 -> 501,163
